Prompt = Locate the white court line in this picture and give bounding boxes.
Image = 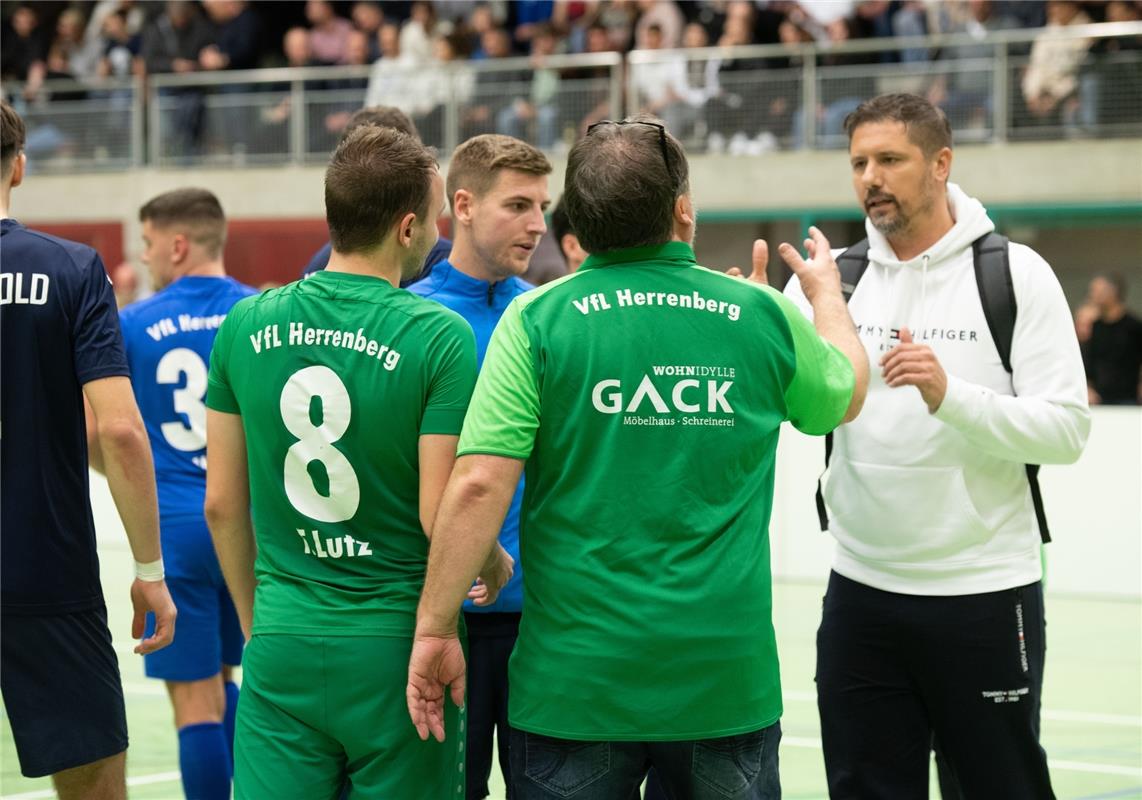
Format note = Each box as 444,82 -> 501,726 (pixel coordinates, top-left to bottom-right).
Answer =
783,691 -> 1142,728
781,736 -> 1142,779
2,771 -> 181,800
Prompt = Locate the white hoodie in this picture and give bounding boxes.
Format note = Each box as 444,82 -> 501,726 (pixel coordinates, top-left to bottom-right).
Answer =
785,184 -> 1091,595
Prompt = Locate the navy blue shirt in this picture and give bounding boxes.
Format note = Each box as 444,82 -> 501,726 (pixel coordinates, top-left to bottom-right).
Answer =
119,276 -> 256,578
301,236 -> 453,286
0,219 -> 129,614
408,260 -> 532,613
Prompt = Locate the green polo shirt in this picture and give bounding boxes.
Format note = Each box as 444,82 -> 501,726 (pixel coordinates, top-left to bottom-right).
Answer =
458,241 -> 854,740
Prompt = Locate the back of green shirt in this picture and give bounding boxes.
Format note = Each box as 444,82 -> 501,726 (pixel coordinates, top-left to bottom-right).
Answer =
207,271 -> 477,637
458,242 -> 853,740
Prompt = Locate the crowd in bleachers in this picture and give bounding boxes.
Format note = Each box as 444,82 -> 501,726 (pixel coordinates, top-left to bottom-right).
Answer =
2,0 -> 1140,159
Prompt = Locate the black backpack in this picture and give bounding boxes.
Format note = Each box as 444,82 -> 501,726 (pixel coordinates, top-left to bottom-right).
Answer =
816,232 -> 1051,543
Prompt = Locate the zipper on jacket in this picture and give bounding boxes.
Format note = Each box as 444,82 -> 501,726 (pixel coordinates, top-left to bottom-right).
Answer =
487,282 -> 496,306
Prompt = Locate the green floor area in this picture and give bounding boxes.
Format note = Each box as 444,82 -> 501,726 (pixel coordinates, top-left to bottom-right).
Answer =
3,540 -> 1140,799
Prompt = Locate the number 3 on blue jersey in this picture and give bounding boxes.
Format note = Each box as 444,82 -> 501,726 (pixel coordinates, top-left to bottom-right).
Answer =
156,347 -> 208,454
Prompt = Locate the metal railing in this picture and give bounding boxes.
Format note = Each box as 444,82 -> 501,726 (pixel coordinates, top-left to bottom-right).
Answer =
627,20 -> 1142,151
0,75 -> 143,172
2,22 -> 1138,171
145,51 -> 623,167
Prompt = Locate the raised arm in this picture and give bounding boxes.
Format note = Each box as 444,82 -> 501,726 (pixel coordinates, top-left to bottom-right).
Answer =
778,228 -> 869,424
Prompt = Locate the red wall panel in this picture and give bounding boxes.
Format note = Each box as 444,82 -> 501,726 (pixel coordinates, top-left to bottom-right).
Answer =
23,222 -> 124,272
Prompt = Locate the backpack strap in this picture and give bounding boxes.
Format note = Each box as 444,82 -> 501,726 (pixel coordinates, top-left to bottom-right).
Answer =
836,238 -> 871,303
816,239 -> 872,531
973,233 -> 1016,373
972,232 -> 1051,544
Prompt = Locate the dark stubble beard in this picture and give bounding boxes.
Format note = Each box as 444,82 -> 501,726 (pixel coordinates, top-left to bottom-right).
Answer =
869,172 -> 938,239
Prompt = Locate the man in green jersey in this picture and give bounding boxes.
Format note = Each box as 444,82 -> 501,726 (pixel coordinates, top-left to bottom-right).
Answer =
407,116 -> 870,799
204,126 -> 511,799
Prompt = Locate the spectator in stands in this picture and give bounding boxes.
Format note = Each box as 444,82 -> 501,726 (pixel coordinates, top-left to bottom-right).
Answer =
1088,0 -> 1142,128
552,0 -> 596,52
200,1 -> 262,72
141,2 -> 215,77
95,10 -> 141,79
496,24 -> 563,149
1021,0 -> 1094,129
141,1 -> 216,158
925,0 -> 1020,133
306,0 -> 353,65
1,5 -> 47,99
706,12 -> 786,155
261,28 -> 314,128
793,15 -> 877,147
463,28 -> 531,140
351,1 -> 385,59
85,0 -> 146,43
466,3 -> 503,59
597,0 -> 638,52
634,0 -> 684,49
51,8 -> 102,81
510,0 -> 556,48
420,33 -> 474,140
401,1 -> 438,64
366,23 -> 435,126
560,22 -> 616,135
631,24 -> 702,140
316,30 -> 372,148
1083,274 -> 1142,405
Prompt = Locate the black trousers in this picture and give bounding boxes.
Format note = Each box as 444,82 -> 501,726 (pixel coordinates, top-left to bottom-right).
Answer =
465,611 -> 521,800
816,571 -> 1055,800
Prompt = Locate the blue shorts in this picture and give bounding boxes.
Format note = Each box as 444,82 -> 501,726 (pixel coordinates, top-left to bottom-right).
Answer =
1,605 -> 128,777
143,576 -> 244,682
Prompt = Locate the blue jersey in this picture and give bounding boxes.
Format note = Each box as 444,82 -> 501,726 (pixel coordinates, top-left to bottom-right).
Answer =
0,219 -> 129,614
409,260 -> 531,613
119,276 -> 256,559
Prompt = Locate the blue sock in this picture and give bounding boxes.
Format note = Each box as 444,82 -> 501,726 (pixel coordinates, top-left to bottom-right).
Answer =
178,722 -> 231,800
223,680 -> 240,765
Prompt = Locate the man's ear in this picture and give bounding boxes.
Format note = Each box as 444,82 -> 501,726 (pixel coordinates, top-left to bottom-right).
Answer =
10,152 -> 26,189
674,194 -> 695,228
934,146 -> 953,183
452,189 -> 474,226
397,211 -> 417,248
171,233 -> 190,266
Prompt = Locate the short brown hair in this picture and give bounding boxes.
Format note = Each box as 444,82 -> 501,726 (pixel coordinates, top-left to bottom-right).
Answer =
563,116 -> 689,253
325,125 -> 437,254
843,93 -> 953,157
139,188 -> 228,258
1,100 -> 26,179
446,134 -> 551,205
338,105 -> 420,146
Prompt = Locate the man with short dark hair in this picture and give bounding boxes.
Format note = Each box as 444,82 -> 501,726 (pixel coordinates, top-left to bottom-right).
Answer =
785,93 -> 1090,798
407,116 -> 868,799
300,105 -> 451,278
1,99 -> 177,799
1083,273 -> 1141,405
549,195 -> 587,273
113,187 -> 256,800
205,125 -> 506,798
408,133 -> 551,800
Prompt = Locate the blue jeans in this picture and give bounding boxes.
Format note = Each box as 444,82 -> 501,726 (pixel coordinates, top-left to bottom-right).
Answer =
509,723 -> 781,799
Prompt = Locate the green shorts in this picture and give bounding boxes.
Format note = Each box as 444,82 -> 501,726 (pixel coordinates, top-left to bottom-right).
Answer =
235,633 -> 465,799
